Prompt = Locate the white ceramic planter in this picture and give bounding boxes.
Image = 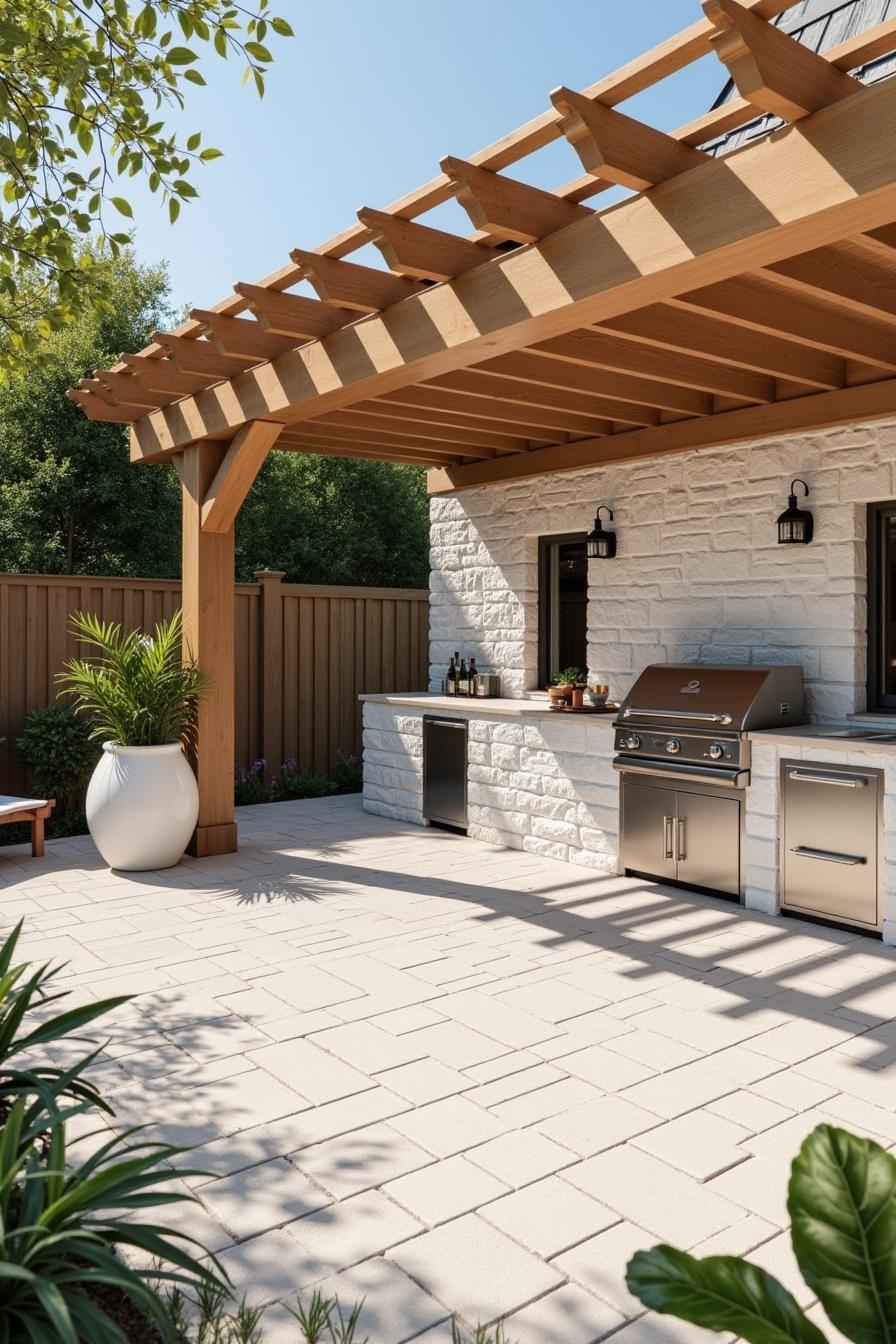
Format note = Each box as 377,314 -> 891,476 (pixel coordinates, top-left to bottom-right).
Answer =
86,742 -> 199,871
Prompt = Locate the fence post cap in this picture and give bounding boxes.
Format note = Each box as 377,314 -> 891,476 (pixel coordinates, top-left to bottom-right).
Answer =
254,569 -> 286,582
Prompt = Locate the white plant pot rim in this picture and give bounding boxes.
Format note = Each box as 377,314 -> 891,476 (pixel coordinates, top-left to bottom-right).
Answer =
101,740 -> 185,757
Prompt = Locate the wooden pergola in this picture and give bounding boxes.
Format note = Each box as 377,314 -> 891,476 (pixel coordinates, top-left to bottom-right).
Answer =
70,0 -> 896,855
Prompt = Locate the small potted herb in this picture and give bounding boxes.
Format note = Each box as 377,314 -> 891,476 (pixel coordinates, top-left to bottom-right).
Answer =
549,667 -> 586,710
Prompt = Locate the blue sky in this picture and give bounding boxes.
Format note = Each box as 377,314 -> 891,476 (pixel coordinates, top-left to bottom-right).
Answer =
127,2 -> 726,314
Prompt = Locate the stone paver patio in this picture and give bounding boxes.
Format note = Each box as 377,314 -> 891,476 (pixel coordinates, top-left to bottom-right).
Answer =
2,795 -> 894,1343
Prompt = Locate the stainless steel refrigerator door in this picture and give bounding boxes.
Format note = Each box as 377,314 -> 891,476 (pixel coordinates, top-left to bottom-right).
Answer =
622,780 -> 678,883
782,763 -> 880,929
675,789 -> 742,897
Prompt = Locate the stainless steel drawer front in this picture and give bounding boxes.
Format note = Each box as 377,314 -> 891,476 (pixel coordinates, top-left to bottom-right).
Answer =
781,759 -> 881,931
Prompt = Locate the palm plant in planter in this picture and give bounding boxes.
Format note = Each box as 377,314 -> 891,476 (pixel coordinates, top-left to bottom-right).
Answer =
58,611 -> 210,871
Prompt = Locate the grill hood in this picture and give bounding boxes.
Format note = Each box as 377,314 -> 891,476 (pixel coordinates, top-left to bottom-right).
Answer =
617,664 -> 805,733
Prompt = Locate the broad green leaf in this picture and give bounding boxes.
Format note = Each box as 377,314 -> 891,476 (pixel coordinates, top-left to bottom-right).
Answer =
168,196 -> 180,223
186,131 -> 201,150
166,45 -> 198,64
626,1246 -> 828,1344
109,196 -> 132,218
789,1124 -> 896,1344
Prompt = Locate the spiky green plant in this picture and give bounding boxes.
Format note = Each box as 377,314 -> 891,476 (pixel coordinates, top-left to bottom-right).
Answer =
0,1100 -> 223,1344
0,919 -> 129,1140
58,610 -> 210,747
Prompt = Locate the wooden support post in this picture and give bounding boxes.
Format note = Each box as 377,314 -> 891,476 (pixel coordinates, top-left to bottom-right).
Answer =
181,440 -> 238,857
255,570 -> 285,778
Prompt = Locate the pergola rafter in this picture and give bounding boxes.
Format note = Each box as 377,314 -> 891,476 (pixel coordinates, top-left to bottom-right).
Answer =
66,0 -> 896,856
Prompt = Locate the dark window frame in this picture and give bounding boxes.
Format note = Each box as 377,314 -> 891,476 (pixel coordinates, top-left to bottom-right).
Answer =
537,532 -> 588,690
867,501 -> 896,713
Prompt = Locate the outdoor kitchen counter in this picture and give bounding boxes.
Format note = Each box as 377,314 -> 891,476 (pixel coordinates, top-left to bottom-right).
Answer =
359,692 -> 618,722
360,692 -> 619,872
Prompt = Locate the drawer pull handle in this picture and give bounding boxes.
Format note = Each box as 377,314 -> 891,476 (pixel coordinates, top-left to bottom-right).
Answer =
677,816 -> 686,861
787,770 -> 868,787
663,815 -> 674,860
790,845 -> 866,866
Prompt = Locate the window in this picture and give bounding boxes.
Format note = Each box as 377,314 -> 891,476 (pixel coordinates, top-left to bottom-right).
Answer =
868,502 -> 896,712
538,533 -> 588,688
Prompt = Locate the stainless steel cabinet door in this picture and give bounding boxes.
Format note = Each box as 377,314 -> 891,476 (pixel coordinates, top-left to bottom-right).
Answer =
782,765 -> 879,929
622,781 -> 677,882
675,789 -> 741,897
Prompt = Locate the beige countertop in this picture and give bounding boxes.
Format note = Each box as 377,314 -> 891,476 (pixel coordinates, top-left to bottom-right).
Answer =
359,692 -> 618,723
750,724 -> 896,753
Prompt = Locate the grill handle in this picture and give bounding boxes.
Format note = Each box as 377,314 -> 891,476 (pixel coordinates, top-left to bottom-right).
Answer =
622,707 -> 733,725
786,769 -> 869,788
790,845 -> 867,866
614,757 -> 749,788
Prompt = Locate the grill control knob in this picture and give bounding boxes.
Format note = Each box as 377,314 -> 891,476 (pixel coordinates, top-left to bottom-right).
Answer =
665,737 -> 682,755
623,733 -> 641,751
708,742 -> 725,761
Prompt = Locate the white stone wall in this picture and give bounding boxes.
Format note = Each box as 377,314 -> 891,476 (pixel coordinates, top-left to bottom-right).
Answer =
429,417 -> 896,719
363,703 -> 618,871
745,739 -> 896,944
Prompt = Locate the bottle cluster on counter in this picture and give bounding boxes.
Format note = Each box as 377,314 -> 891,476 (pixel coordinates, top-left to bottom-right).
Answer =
442,652 -> 500,698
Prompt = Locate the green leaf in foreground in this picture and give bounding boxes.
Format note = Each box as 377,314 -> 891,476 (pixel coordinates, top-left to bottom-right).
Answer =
626,1245 -> 829,1344
789,1124 -> 896,1344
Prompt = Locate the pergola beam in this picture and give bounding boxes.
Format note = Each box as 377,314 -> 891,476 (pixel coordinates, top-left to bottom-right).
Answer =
299,413 -> 516,454
551,85 -> 710,190
761,245 -> 896,325
192,310 -> 301,361
121,356 -> 215,397
358,208 -> 496,281
674,275 -> 896,369
441,157 -> 592,244
462,354 -> 713,417
601,304 -> 845,388
200,420 -> 284,534
531,332 -> 775,403
277,439 -> 461,467
153,333 -> 254,378
703,0 -> 862,121
290,249 -> 424,313
234,283 -> 351,339
372,384 -> 618,436
429,377 -> 896,492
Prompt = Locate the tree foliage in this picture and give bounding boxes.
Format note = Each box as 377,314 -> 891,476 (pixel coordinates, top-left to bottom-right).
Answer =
0,0 -> 293,373
236,452 -> 431,589
0,247 -> 182,575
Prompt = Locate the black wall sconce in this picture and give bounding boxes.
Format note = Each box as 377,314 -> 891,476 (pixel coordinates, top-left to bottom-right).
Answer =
776,479 -> 814,545
587,506 -> 616,559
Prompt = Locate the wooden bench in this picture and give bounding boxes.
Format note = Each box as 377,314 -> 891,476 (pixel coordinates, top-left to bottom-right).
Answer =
0,797 -> 56,857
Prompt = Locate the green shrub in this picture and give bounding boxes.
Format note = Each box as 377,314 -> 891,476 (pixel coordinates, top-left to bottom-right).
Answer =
627,1122 -> 895,1343
234,759 -> 272,806
16,703 -> 99,813
330,751 -> 362,795
271,760 -> 337,802
58,610 -> 209,747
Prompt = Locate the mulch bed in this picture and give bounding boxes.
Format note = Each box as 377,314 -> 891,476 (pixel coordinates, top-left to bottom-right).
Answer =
80,1282 -> 166,1344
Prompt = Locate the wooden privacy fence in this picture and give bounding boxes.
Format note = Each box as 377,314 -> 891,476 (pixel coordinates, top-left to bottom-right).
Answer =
0,571 -> 429,793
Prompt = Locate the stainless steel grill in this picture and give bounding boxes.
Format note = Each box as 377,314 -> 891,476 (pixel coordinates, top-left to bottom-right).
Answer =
613,664 -> 805,788
613,664 -> 805,898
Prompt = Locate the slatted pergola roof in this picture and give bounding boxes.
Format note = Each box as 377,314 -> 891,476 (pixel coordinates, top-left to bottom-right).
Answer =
65,0 -> 896,855
69,0 -> 896,502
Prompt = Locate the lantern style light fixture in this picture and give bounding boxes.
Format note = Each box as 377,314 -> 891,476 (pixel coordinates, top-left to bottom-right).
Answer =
587,505 -> 616,559
776,478 -> 814,545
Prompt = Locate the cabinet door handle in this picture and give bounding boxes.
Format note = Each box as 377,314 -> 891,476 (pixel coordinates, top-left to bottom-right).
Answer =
677,816 -> 686,861
790,845 -> 866,866
787,770 -> 868,787
663,815 -> 674,860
